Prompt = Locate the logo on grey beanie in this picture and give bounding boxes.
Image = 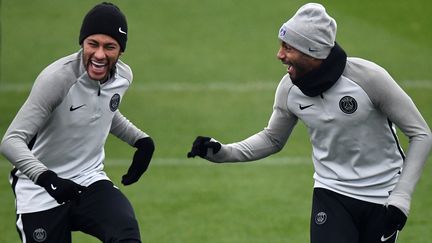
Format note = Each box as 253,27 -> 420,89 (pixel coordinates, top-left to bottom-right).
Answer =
279,27 -> 287,38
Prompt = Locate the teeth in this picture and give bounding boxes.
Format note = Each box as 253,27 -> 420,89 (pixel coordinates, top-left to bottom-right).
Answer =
91,60 -> 106,68
288,65 -> 295,74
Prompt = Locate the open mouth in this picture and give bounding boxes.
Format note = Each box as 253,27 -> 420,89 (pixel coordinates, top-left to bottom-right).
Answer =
287,64 -> 294,74
91,60 -> 107,71
282,61 -> 294,74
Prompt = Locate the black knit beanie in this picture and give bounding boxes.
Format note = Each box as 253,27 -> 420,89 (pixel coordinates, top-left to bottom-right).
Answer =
79,2 -> 128,51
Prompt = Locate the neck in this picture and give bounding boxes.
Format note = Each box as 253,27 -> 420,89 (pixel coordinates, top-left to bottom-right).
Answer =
291,42 -> 347,97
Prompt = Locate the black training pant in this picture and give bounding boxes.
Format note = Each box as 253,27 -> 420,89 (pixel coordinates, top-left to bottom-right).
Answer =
311,188 -> 399,243
16,180 -> 141,243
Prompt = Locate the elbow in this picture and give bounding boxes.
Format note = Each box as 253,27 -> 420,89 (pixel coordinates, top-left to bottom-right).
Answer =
269,137 -> 286,153
0,134 -> 29,164
410,127 -> 432,146
421,128 -> 432,150
135,137 -> 155,154
427,133 -> 432,151
0,137 -> 9,157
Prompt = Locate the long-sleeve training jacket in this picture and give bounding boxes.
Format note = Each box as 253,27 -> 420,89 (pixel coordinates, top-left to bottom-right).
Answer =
205,57 -> 432,216
0,50 -> 148,214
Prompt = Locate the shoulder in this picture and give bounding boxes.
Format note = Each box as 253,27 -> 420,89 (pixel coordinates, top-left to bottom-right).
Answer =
37,52 -> 80,85
343,57 -> 401,106
41,52 -> 81,76
276,74 -> 294,96
115,59 -> 133,84
273,74 -> 295,109
344,57 -> 391,84
33,52 -> 81,95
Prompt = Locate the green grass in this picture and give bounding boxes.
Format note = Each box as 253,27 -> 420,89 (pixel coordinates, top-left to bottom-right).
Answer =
1,0 -> 432,242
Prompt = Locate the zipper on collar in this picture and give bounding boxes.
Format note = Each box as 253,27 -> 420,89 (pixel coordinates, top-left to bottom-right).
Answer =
98,85 -> 101,96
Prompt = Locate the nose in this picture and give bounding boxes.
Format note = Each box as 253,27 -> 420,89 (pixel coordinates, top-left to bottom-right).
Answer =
94,47 -> 106,59
276,47 -> 285,60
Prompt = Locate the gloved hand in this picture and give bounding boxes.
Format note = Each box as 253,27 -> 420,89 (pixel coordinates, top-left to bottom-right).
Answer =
187,136 -> 221,158
36,170 -> 86,204
122,137 -> 155,186
381,205 -> 407,241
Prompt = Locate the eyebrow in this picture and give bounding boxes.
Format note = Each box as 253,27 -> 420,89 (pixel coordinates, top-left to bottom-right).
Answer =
86,39 -> 118,47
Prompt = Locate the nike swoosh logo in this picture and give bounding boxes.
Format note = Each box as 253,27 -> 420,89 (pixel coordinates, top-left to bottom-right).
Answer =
299,104 -> 314,110
118,27 -> 127,35
309,47 -> 318,52
51,184 -> 57,190
69,104 -> 85,111
381,231 -> 397,242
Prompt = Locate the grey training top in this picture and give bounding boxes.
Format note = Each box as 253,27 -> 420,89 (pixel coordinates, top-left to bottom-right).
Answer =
0,50 -> 148,213
206,57 -> 432,216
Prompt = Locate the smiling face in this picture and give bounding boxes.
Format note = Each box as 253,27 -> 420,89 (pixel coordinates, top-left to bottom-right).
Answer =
82,34 -> 122,82
276,41 -> 322,80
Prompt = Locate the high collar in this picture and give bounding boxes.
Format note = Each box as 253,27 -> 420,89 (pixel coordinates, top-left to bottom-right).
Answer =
291,42 -> 347,97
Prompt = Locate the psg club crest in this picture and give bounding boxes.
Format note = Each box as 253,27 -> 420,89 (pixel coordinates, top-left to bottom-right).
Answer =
33,228 -> 47,242
110,93 -> 121,112
315,211 -> 327,225
339,96 -> 357,114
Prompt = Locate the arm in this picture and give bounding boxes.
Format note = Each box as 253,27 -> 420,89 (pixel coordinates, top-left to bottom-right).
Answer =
0,68 -> 87,204
190,77 -> 298,162
350,59 -> 432,216
380,81 -> 432,215
208,106 -> 298,162
110,110 -> 149,145
110,111 -> 155,185
0,71 -> 72,182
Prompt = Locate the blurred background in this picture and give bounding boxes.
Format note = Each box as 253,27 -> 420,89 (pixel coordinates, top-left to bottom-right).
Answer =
1,0 -> 431,242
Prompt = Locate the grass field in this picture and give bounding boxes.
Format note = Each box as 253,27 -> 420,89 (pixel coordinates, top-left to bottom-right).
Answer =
1,0 -> 431,242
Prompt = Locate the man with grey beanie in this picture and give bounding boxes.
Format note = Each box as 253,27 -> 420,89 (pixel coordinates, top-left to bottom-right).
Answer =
187,3 -> 431,243
0,2 -> 154,242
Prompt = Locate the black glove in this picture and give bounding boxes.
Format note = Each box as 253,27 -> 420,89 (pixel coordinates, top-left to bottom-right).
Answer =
36,170 -> 86,204
187,136 -> 221,158
122,137 -> 155,186
381,205 -> 407,240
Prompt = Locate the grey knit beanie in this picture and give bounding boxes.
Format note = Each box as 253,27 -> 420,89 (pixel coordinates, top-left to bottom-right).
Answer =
278,3 -> 336,59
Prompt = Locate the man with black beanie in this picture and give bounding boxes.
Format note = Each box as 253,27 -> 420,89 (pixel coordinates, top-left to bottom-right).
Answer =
0,2 -> 154,242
